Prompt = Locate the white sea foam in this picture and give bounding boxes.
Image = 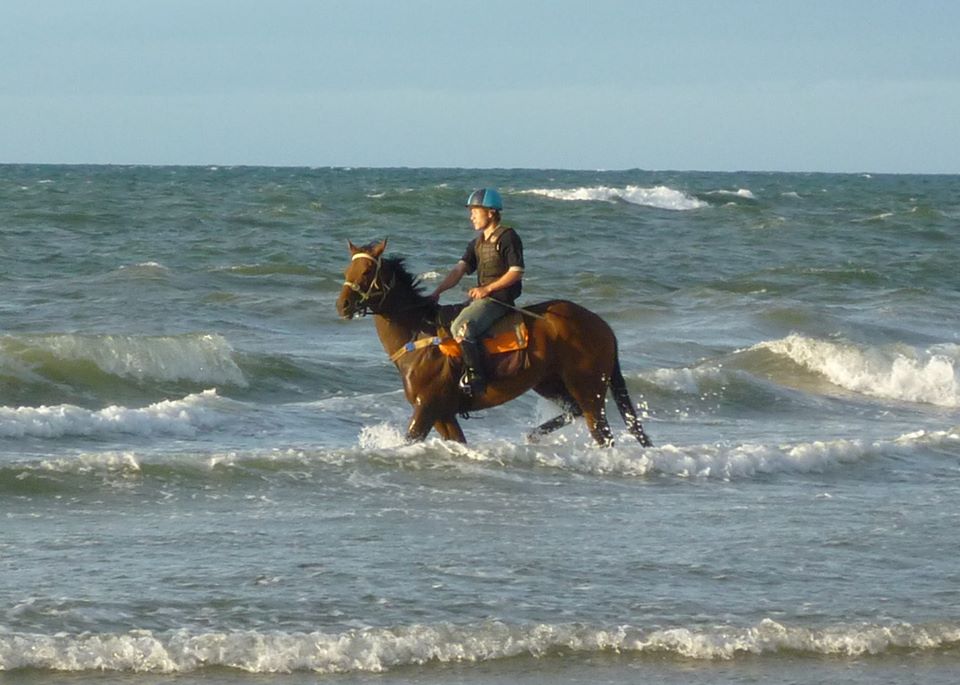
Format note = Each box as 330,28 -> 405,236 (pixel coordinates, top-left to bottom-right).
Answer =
0,389 -> 228,438
523,185 -> 708,211
894,427 -> 960,451
1,619 -> 957,673
707,188 -> 756,200
118,261 -> 170,273
649,366 -> 725,394
31,451 -> 144,475
852,211 -> 895,223
2,333 -> 247,386
10,424 -> 955,480
757,334 -> 960,407
514,435 -> 877,480
354,423 -> 888,481
359,423 -> 409,450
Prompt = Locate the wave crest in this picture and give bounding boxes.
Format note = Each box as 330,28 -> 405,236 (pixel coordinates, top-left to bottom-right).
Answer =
2,619 -> 958,673
0,333 -> 247,388
0,389 -> 227,439
350,423 -> 946,480
755,334 -> 960,407
523,185 -> 707,211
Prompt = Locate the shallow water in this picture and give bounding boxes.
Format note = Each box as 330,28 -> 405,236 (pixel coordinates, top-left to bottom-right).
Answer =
1,165 -> 959,682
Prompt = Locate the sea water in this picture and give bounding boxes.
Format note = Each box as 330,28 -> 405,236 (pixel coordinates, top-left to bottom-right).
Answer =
1,165 -> 959,684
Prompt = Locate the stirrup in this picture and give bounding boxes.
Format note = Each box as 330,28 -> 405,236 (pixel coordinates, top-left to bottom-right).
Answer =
459,371 -> 485,397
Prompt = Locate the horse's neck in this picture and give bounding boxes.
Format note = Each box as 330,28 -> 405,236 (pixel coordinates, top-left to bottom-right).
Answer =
373,315 -> 410,357
373,309 -> 431,358
370,269 -> 436,358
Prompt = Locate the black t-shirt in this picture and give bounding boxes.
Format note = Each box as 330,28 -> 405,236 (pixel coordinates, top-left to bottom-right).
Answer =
460,227 -> 524,302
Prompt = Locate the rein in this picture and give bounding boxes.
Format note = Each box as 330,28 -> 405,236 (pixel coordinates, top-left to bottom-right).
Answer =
491,298 -> 548,321
342,252 -> 394,316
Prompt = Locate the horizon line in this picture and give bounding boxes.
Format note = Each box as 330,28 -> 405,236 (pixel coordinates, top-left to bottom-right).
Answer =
2,161 -> 957,177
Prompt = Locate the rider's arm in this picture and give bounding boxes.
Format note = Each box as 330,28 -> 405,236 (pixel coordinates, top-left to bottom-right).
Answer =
430,261 -> 469,300
469,267 -> 523,300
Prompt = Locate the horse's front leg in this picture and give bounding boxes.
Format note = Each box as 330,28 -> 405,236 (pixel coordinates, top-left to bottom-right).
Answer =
406,406 -> 435,442
402,359 -> 461,442
433,417 -> 466,443
406,404 -> 467,443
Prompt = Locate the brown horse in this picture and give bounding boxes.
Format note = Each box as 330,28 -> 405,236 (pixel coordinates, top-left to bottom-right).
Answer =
336,239 -> 653,447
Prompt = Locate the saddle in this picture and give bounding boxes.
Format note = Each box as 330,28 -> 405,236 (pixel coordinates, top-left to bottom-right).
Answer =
435,306 -> 530,380
440,312 -> 530,378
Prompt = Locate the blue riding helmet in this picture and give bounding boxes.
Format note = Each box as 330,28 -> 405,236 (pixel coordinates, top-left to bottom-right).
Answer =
465,188 -> 503,211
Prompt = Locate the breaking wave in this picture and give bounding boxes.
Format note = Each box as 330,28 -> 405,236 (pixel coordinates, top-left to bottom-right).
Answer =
753,334 -> 960,407
0,332 -> 247,388
356,423 -> 959,480
2,619 -> 958,673
523,185 -> 708,211
6,426 -> 956,494
706,188 -> 757,200
0,389 -> 229,439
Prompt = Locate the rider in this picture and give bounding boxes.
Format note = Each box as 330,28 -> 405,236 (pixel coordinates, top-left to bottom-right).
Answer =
429,188 -> 524,396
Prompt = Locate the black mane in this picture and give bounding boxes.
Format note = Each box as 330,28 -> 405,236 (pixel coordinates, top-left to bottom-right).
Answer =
384,255 -> 438,316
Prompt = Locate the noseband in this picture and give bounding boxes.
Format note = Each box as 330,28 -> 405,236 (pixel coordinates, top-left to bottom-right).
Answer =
343,252 -> 394,316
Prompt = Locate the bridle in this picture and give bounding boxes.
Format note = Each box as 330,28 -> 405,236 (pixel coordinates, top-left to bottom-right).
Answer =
342,252 -> 394,316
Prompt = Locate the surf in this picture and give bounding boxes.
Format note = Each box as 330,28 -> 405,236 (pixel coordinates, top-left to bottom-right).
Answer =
0,389 -> 228,439
752,334 -> 960,407
522,185 -> 708,211
3,618 -> 959,674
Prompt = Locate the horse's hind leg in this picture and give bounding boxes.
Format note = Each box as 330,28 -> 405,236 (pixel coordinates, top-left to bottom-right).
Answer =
583,407 -> 615,447
563,375 -> 615,447
529,380 -> 583,443
610,360 -> 653,447
528,413 -> 574,442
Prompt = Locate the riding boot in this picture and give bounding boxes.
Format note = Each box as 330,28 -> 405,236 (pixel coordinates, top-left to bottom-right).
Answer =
458,339 -> 486,397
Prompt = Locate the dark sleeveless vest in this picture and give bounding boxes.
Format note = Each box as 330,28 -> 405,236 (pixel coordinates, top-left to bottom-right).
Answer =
475,224 -> 511,288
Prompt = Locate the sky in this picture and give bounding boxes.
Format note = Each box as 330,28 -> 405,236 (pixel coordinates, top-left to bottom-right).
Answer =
1,1 -> 958,173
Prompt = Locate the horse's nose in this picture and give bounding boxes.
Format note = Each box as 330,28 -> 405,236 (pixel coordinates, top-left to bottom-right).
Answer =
336,289 -> 353,319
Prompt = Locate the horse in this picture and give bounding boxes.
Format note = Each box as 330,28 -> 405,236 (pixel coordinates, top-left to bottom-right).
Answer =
336,239 -> 653,448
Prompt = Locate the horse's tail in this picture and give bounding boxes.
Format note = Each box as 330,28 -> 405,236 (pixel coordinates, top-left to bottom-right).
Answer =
610,353 -> 653,447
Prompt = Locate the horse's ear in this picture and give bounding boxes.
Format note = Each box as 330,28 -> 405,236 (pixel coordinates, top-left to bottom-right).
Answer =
348,240 -> 359,255
371,238 -> 388,258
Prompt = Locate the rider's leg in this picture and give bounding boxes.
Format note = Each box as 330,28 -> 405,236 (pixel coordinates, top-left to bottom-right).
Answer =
450,298 -> 507,396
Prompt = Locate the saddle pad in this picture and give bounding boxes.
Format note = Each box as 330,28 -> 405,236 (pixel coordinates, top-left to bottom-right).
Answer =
438,312 -> 528,358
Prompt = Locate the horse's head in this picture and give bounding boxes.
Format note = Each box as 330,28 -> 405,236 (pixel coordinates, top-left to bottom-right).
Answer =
337,238 -> 391,319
